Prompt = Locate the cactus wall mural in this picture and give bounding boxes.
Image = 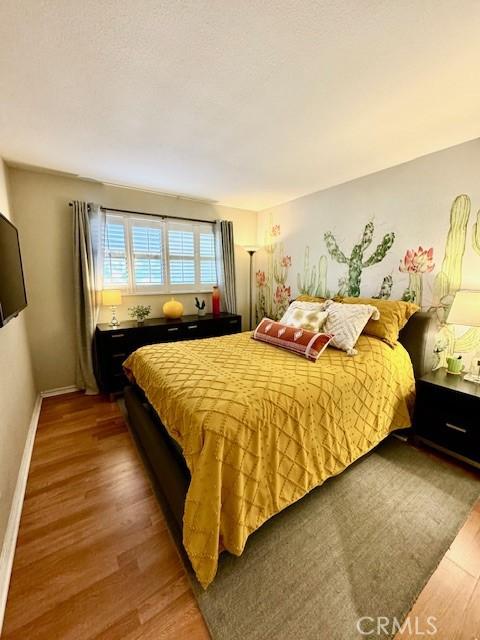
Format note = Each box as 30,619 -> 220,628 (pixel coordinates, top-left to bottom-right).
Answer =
374,275 -> 393,300
324,221 -> 395,297
474,209 -> 480,256
432,195 -> 471,310
297,247 -> 329,297
428,196 -> 480,369
256,190 -> 480,371
256,220 -> 291,322
399,247 -> 435,305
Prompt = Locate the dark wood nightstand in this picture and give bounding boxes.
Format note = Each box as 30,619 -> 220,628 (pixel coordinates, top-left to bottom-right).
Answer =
414,368 -> 480,468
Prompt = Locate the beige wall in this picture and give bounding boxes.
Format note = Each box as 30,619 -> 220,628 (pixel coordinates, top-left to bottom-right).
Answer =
8,168 -> 257,392
0,160 -> 37,554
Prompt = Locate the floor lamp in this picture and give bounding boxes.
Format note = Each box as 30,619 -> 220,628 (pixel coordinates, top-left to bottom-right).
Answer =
243,246 -> 259,330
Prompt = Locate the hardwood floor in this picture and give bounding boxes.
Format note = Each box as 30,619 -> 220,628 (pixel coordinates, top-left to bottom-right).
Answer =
2,392 -> 209,640
2,392 -> 479,639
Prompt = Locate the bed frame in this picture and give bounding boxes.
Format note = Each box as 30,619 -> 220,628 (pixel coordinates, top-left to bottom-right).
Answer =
124,311 -> 438,531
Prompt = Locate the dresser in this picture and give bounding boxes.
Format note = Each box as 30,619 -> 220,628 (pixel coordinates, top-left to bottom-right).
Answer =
94,312 -> 242,395
414,368 -> 480,468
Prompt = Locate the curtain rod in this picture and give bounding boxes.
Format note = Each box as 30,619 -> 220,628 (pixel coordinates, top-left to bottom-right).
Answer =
68,202 -> 215,226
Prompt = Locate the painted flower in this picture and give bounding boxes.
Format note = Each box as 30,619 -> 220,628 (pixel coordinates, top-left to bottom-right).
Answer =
399,246 -> 435,274
256,270 -> 266,287
281,255 -> 292,267
274,284 -> 291,303
271,224 -> 281,237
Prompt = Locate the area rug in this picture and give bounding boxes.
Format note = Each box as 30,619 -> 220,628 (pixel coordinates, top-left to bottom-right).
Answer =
186,438 -> 479,640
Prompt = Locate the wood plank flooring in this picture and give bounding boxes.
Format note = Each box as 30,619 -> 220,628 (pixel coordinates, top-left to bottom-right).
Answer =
2,392 -> 479,639
2,392 -> 209,640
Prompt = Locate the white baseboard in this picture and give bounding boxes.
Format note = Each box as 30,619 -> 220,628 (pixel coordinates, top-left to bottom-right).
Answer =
40,385 -> 79,398
0,394 -> 42,634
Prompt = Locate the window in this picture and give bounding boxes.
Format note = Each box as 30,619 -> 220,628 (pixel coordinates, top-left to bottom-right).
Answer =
104,216 -> 128,287
103,213 -> 217,294
168,225 -> 195,287
131,220 -> 164,288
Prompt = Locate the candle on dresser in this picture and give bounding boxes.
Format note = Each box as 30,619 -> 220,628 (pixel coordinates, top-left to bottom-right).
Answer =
212,286 -> 220,316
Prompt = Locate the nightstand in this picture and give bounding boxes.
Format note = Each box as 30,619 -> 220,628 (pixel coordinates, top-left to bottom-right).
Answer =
414,368 -> 480,468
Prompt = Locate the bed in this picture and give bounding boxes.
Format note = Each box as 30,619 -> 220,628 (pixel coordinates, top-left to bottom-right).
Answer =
123,311 -> 437,588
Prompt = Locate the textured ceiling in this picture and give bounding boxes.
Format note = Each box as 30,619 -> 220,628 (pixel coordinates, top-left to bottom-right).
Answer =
1,1 -> 480,211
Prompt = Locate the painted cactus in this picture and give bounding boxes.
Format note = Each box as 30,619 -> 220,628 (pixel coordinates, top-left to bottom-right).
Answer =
374,275 -> 393,300
432,195 -> 470,307
399,246 -> 434,306
297,247 -> 329,297
433,325 -> 480,370
473,209 -> 480,256
429,195 -> 479,369
324,221 -> 395,297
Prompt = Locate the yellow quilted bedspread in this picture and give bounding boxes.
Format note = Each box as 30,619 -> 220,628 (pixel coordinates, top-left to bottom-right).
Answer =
123,331 -> 415,588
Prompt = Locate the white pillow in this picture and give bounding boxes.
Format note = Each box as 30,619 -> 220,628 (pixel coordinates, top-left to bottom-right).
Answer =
279,301 -> 329,333
322,300 -> 380,355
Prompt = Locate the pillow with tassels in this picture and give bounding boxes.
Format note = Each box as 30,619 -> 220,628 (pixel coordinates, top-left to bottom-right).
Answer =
322,300 -> 380,355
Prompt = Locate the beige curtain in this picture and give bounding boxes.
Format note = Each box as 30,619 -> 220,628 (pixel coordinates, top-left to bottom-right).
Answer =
215,220 -> 237,313
73,201 -> 105,394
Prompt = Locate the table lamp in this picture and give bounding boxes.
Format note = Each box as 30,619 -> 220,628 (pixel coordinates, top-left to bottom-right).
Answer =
102,289 -> 122,327
447,290 -> 480,383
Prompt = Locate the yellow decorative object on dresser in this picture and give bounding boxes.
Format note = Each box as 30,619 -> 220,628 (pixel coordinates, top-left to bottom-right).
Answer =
163,297 -> 184,319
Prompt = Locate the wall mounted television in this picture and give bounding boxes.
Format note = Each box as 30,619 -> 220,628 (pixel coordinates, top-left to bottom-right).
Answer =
0,212 -> 27,327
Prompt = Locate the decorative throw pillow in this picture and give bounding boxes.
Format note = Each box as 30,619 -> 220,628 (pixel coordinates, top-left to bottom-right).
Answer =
342,297 -> 419,347
322,300 -> 380,355
279,301 -> 329,332
253,318 -> 333,362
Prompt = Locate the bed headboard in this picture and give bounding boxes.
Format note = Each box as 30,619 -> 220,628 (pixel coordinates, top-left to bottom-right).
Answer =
398,311 -> 437,378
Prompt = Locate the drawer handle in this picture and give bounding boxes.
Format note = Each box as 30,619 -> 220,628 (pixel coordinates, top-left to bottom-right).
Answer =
112,353 -> 126,358
187,325 -> 198,330
229,319 -> 238,324
167,327 -> 179,332
111,333 -> 125,338
445,422 -> 467,434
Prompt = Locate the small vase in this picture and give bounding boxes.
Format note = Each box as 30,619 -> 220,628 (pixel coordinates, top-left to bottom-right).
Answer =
212,286 -> 221,316
136,319 -> 145,326
197,308 -> 206,317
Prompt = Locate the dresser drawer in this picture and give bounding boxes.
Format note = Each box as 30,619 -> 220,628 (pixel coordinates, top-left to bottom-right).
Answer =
182,321 -> 206,339
216,316 -> 242,335
104,331 -> 129,350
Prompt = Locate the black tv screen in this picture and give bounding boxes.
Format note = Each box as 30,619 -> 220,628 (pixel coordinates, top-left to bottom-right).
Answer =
0,212 -> 27,327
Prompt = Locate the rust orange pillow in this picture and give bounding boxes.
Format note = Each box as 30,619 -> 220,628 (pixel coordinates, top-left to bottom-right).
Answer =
253,318 -> 333,361
342,297 -> 419,347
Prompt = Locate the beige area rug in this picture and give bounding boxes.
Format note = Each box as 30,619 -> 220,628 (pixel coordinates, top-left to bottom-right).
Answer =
186,438 -> 479,640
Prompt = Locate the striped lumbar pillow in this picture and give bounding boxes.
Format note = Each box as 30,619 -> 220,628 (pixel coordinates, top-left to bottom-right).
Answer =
253,318 -> 333,361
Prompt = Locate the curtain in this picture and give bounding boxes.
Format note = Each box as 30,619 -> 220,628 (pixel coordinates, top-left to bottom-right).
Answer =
215,220 -> 237,314
73,201 -> 106,394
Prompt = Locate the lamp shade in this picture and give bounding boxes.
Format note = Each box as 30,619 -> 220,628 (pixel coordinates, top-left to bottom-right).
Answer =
102,289 -> 122,306
447,290 -> 480,326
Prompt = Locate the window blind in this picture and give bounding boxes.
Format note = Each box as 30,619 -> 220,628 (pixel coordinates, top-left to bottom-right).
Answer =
103,214 -> 217,293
